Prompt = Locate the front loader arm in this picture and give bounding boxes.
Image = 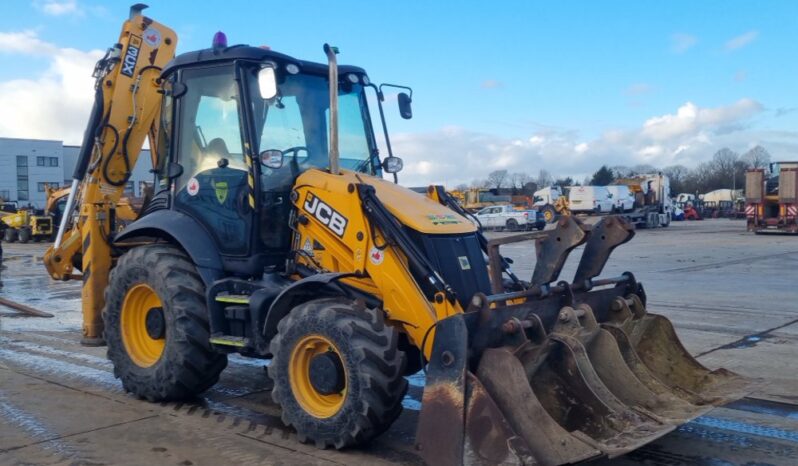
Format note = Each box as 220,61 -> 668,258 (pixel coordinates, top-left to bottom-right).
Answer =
43,5 -> 177,344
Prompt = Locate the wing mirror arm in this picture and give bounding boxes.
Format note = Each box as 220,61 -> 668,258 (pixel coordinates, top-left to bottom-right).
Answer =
366,83 -> 398,183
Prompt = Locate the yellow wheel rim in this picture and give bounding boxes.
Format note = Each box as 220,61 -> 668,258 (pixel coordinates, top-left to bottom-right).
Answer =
288,334 -> 346,418
121,283 -> 165,368
544,209 -> 554,222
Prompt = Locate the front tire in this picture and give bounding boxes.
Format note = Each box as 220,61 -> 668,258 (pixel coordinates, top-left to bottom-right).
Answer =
4,228 -> 17,243
103,244 -> 227,401
18,228 -> 31,244
269,298 -> 408,449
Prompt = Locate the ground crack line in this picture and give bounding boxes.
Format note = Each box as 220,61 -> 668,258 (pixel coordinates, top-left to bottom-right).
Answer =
0,414 -> 159,454
695,317 -> 798,358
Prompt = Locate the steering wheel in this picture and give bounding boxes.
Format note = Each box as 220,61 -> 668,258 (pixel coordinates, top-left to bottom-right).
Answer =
283,146 -> 309,165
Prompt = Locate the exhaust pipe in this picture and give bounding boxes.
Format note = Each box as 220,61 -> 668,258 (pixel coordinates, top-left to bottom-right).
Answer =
323,43 -> 339,175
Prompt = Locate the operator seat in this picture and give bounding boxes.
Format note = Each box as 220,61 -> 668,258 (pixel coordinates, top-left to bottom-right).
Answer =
175,137 -> 250,255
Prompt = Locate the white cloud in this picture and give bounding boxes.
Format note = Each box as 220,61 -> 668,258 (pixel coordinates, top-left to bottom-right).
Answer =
0,30 -> 58,55
390,99 -> 776,187
670,33 -> 697,54
33,0 -> 81,16
725,30 -> 758,51
734,70 -> 747,82
641,99 -> 763,141
625,83 -> 652,96
0,30 -> 102,144
480,79 -> 503,89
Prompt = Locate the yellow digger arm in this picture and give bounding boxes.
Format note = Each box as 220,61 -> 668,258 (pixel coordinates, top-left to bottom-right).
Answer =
43,5 -> 177,343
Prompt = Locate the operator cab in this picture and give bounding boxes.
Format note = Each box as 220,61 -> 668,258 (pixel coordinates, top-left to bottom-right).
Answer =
151,44 -> 406,278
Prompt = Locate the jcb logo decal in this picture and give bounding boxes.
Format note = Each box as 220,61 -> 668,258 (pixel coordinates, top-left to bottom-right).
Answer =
121,35 -> 142,77
303,192 -> 348,237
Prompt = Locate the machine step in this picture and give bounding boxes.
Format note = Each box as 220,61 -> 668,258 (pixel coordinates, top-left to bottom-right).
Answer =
215,294 -> 250,304
209,335 -> 250,347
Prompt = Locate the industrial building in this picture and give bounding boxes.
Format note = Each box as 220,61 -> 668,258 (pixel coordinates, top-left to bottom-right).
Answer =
0,137 -> 152,208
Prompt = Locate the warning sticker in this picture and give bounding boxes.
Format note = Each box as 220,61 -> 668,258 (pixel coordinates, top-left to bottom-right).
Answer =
369,247 -> 385,265
458,256 -> 471,270
303,238 -> 314,256
187,177 -> 200,196
143,27 -> 162,47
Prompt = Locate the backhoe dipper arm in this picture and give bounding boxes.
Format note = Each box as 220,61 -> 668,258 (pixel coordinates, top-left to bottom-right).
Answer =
44,4 -> 177,344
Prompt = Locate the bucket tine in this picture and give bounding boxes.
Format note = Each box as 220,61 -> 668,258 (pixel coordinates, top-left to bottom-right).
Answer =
572,216 -> 634,290
477,347 -> 602,465
531,216 -> 589,286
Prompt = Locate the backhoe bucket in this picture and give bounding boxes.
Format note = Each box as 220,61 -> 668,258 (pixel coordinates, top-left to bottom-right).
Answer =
415,216 -> 756,466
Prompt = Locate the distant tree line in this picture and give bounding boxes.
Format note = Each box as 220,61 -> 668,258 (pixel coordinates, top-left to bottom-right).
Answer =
460,145 -> 772,196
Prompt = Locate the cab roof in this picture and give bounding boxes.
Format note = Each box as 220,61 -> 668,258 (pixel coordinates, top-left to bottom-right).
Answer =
161,44 -> 367,79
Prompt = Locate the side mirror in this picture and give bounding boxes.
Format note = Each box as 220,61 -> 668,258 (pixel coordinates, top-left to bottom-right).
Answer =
258,67 -> 278,100
398,92 -> 412,119
382,156 -> 403,174
260,149 -> 284,169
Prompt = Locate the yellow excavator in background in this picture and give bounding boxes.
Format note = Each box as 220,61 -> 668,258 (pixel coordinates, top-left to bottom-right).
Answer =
44,5 -> 753,465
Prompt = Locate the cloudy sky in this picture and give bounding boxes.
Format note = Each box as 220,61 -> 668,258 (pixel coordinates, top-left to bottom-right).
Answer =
0,0 -> 796,186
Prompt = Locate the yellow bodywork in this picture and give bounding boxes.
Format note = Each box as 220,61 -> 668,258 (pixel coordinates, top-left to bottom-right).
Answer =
292,169 -> 471,356
43,15 -> 177,342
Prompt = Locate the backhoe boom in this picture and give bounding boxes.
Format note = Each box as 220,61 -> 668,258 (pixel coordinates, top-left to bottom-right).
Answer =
44,5 -> 176,344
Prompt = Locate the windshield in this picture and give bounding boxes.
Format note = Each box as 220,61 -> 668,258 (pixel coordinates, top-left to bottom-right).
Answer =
251,70 -> 379,176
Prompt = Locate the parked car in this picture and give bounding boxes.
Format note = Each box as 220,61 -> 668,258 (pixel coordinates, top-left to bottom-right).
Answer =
474,204 -> 545,231
606,185 -> 635,212
568,186 -> 614,213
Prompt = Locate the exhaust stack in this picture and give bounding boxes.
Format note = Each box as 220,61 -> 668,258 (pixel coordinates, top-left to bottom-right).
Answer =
324,44 -> 340,175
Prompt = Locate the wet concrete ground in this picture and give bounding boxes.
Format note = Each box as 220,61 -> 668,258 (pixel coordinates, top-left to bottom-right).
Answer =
1,219 -> 797,465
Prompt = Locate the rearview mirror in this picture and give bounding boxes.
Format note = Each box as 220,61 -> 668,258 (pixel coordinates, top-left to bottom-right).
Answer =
260,149 -> 284,169
258,67 -> 277,100
398,92 -> 412,119
382,156 -> 403,174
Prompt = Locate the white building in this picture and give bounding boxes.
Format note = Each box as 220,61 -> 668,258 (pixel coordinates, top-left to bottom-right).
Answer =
0,137 -> 153,208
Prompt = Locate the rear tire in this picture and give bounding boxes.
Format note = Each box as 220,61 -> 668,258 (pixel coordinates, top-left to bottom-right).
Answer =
269,298 -> 408,449
4,228 -> 17,243
103,244 -> 227,401
506,218 -> 519,232
18,228 -> 31,244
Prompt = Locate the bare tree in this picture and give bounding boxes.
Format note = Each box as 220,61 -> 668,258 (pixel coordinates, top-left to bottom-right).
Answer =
486,169 -> 509,190
454,183 -> 468,192
535,169 -> 553,187
610,165 -> 633,178
631,164 -> 657,175
510,172 -> 530,194
742,145 -> 771,170
663,165 -> 690,195
712,148 -> 739,181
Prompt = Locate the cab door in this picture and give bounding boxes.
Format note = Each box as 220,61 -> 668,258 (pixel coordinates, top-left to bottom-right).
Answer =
172,65 -> 254,257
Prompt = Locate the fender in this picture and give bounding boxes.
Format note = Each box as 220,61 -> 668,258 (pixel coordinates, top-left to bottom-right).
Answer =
262,272 -> 354,341
114,210 -> 223,285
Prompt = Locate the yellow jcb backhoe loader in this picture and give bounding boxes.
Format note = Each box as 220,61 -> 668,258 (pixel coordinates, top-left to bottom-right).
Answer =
44,5 -> 754,465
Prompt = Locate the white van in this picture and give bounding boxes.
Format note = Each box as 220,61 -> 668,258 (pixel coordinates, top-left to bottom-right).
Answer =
568,186 -> 614,213
606,185 -> 635,212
